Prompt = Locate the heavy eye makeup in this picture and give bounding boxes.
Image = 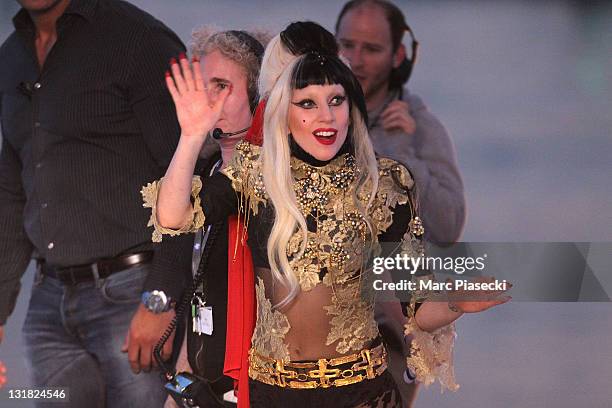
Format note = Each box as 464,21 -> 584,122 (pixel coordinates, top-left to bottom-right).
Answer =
291,94 -> 347,109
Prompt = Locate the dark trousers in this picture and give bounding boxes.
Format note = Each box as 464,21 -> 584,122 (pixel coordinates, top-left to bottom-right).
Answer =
22,264 -> 167,408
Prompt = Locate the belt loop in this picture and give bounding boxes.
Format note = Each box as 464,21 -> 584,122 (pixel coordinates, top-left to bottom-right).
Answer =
92,263 -> 102,288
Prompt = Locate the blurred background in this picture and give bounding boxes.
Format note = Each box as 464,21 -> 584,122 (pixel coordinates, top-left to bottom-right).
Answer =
1,0 -> 611,407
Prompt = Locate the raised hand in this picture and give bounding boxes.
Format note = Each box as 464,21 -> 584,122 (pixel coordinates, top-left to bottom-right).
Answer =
381,100 -> 416,135
165,53 -> 231,140
448,276 -> 512,314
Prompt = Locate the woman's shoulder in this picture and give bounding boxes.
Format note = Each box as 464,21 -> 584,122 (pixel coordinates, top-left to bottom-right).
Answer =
222,140 -> 261,177
233,140 -> 262,163
221,140 -> 267,213
366,156 -> 417,237
376,156 -> 415,193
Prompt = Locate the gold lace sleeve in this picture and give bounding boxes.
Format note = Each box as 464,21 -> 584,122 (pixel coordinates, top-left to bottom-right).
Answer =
404,270 -> 459,391
140,176 -> 205,242
379,159 -> 458,392
405,310 -> 458,392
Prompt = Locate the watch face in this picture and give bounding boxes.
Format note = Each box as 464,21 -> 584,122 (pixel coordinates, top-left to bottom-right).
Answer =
149,295 -> 165,312
146,291 -> 168,313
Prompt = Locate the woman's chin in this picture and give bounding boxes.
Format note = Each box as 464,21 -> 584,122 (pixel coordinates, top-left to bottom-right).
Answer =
310,149 -> 337,161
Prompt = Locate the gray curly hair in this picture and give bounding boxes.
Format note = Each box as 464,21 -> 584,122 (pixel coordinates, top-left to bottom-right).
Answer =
190,26 -> 270,111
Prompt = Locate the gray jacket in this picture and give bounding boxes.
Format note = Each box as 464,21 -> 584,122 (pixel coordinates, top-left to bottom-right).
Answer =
368,87 -> 466,244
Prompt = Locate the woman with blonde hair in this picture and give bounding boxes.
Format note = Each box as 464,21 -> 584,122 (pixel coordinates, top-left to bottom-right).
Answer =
144,21 -> 509,408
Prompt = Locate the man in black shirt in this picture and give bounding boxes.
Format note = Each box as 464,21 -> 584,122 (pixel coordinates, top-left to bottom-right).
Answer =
0,0 -> 192,405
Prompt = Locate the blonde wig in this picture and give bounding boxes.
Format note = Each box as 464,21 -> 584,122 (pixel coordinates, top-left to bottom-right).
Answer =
258,27 -> 379,308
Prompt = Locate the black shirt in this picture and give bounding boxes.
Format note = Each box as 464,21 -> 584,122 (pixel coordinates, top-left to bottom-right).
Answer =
0,0 -> 191,323
186,154 -> 233,391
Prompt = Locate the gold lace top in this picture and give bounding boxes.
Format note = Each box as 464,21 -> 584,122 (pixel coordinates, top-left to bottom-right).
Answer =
141,140 -> 458,391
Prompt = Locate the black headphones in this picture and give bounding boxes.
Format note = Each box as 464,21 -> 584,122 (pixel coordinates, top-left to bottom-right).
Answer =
225,30 -> 264,112
402,23 -> 419,84
210,31 -> 264,140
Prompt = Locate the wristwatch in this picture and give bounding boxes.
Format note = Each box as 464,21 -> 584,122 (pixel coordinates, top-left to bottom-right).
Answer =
141,290 -> 173,314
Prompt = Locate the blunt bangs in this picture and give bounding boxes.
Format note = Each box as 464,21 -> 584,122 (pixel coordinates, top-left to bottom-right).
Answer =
291,53 -> 368,124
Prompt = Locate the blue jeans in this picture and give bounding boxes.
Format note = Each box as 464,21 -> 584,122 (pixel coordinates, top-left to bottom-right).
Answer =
22,264 -> 167,408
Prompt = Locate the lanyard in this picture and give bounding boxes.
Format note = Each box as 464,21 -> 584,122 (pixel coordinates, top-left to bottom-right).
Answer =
191,159 -> 223,279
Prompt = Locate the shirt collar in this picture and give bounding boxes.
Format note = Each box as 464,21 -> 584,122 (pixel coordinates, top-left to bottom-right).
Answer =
65,0 -> 98,21
13,0 -> 98,31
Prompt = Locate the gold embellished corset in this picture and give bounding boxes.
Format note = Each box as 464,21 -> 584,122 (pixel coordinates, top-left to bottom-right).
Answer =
141,140 -> 458,391
222,141 -> 418,361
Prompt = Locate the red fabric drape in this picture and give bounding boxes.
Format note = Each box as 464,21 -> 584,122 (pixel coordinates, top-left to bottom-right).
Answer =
244,100 -> 265,146
224,103 -> 264,407
223,217 -> 256,408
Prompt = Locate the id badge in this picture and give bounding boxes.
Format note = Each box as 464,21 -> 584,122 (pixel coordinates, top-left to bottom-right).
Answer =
197,305 -> 213,336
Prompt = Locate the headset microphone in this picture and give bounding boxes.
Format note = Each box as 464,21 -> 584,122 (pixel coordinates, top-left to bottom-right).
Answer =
211,127 -> 250,140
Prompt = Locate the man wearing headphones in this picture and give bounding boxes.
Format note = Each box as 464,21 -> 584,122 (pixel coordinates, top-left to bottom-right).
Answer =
336,0 -> 465,246
160,27 -> 267,408
336,1 -> 466,406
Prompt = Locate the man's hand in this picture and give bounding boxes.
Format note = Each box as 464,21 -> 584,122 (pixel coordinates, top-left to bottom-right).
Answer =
122,304 -> 175,374
381,100 -> 416,135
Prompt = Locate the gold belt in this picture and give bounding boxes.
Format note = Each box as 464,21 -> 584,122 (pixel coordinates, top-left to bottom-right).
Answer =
248,343 -> 388,389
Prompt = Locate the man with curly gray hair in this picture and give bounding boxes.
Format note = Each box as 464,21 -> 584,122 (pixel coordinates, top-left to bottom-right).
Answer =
162,27 -> 267,408
189,27 -> 270,162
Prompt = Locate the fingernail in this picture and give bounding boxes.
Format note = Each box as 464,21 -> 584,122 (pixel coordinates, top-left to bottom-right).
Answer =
179,52 -> 186,60
165,70 -> 171,77
170,57 -> 177,65
192,55 -> 199,63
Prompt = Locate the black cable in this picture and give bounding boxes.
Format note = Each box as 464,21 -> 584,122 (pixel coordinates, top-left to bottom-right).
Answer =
154,222 -> 223,380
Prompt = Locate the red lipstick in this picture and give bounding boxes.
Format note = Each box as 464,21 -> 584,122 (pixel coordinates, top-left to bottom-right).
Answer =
312,128 -> 338,145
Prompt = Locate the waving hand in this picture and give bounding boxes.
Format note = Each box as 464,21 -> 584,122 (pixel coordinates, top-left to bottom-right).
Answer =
165,54 -> 231,140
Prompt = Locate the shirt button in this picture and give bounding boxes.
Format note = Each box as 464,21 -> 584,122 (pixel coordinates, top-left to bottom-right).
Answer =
41,203 -> 48,209
34,122 -> 41,128
47,242 -> 54,250
35,163 -> 42,169
34,82 -> 42,89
